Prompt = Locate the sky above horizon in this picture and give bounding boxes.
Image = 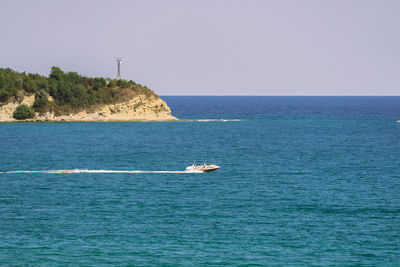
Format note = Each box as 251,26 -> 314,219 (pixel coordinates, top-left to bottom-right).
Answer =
0,0 -> 399,95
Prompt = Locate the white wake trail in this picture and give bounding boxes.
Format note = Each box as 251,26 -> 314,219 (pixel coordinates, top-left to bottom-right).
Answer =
1,169 -> 202,174
186,119 -> 241,122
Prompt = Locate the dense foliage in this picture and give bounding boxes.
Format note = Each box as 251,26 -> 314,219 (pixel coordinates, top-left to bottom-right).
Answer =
0,67 -> 156,115
13,104 -> 35,120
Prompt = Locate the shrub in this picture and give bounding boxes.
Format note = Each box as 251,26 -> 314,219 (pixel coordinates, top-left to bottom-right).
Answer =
23,79 -> 38,93
33,90 -> 50,112
93,78 -> 107,90
13,104 -> 35,120
117,79 -> 129,88
0,88 -> 9,102
50,66 -> 64,80
33,97 -> 49,112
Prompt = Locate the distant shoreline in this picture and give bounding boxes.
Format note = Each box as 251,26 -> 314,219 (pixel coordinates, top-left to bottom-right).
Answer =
0,67 -> 178,122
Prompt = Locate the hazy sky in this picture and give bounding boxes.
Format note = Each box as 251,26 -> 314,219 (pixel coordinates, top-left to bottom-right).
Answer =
1,0 -> 399,95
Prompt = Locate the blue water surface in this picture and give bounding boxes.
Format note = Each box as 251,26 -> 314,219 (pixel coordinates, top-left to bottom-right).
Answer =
0,96 -> 399,265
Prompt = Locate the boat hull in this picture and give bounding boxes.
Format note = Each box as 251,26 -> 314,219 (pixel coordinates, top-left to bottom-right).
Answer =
202,167 -> 220,172
185,164 -> 220,173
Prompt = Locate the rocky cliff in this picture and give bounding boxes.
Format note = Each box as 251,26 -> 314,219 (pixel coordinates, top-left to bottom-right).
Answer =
0,93 -> 178,122
0,67 -> 178,122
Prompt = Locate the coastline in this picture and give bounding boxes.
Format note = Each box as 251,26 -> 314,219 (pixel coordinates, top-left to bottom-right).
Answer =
0,94 -> 178,122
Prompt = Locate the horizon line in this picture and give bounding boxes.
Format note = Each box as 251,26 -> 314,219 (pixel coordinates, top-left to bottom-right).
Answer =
159,95 -> 400,97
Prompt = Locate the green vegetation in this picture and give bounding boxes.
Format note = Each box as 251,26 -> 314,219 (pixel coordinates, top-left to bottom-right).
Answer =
13,104 -> 35,120
0,67 -> 156,116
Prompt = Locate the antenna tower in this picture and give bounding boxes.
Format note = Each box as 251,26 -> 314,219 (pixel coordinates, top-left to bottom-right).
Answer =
116,57 -> 122,80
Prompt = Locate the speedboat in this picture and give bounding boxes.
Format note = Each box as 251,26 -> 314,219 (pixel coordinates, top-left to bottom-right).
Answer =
185,163 -> 220,172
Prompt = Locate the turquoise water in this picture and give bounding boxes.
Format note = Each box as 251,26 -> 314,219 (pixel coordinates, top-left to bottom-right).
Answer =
1,96 -> 400,265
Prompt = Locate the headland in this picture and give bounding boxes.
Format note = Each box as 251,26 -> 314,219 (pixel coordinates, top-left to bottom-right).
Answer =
0,67 -> 178,122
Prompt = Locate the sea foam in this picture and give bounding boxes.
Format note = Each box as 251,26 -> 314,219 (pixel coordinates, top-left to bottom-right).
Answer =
186,119 -> 241,122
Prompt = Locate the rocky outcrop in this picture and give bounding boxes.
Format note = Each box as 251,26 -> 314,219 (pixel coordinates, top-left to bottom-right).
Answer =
0,94 -> 35,121
0,94 -> 178,122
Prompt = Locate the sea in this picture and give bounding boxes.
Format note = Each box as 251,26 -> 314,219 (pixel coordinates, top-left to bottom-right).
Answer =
0,96 -> 399,265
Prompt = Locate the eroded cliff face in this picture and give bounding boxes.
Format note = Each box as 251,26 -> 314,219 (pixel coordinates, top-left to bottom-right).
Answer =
0,94 -> 36,121
0,94 -> 178,122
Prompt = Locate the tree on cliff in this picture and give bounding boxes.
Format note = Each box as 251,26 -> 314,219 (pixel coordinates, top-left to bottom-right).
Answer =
49,66 -> 64,81
13,104 -> 35,120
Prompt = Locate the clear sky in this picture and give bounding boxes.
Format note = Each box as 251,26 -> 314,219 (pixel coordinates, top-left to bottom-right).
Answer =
1,0 -> 399,95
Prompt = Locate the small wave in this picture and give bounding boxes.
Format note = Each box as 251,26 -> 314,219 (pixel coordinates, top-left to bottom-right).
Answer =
1,169 -> 202,174
186,119 -> 241,122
